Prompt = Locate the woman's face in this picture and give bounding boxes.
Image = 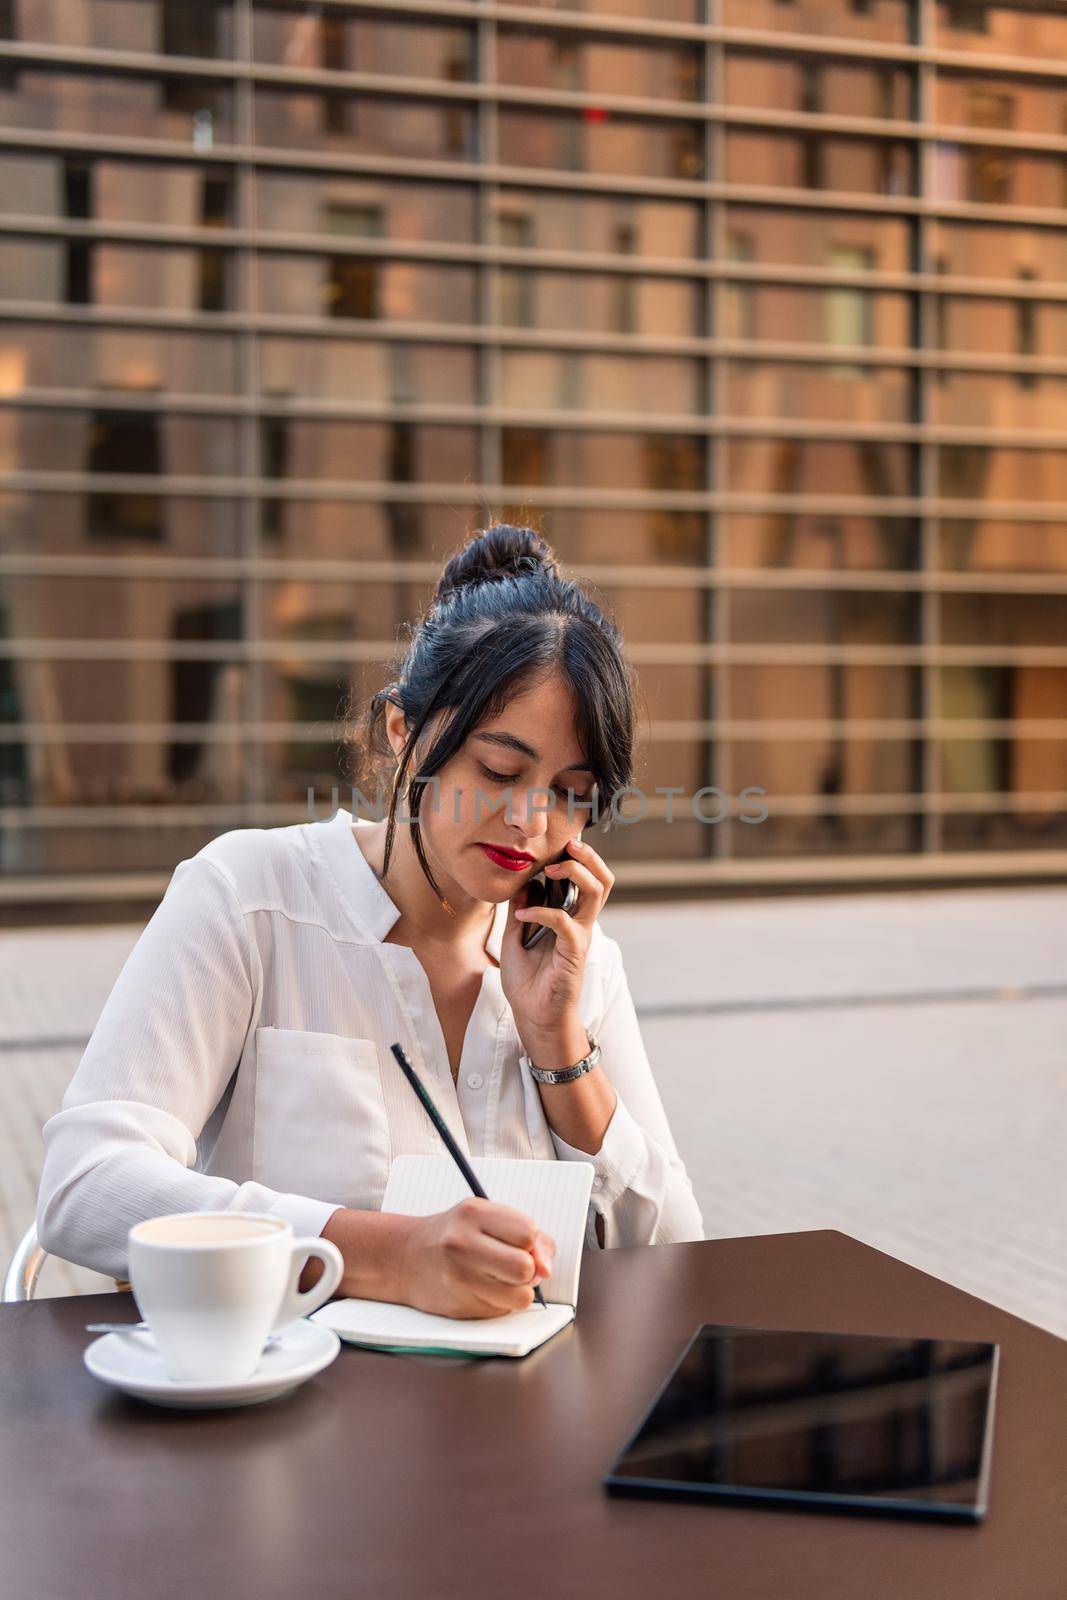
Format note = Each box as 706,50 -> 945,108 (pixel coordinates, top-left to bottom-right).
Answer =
401,672 -> 596,902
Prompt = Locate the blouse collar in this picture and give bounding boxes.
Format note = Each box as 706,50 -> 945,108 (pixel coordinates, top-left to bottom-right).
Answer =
316,807 -> 507,963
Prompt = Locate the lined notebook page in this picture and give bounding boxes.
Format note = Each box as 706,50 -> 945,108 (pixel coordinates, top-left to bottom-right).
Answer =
382,1153 -> 594,1307
312,1298 -> 575,1358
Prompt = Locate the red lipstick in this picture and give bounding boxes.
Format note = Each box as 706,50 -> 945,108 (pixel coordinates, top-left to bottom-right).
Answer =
477,843 -> 534,872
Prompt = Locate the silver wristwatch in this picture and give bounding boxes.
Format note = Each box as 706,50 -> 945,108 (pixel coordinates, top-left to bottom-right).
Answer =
526,1034 -> 601,1085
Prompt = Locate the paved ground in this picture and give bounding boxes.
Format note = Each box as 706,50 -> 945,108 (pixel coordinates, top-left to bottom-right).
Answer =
2,887 -> 1065,1340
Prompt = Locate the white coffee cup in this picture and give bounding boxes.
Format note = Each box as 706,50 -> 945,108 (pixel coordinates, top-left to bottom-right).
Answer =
127,1211 -> 344,1383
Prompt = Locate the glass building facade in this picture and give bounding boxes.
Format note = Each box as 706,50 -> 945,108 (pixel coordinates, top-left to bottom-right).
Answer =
3,0 -> 1067,901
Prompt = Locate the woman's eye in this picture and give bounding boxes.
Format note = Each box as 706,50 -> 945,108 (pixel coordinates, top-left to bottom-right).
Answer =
555,785 -> 592,802
480,765 -> 520,785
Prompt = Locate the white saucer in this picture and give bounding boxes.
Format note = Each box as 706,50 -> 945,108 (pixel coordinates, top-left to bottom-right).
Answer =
83,1319 -> 342,1409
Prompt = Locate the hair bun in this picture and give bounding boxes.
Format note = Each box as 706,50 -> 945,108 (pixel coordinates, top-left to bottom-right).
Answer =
436,524 -> 560,603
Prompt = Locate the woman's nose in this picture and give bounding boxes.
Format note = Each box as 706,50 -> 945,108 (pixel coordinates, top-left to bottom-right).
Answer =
506,786 -> 553,835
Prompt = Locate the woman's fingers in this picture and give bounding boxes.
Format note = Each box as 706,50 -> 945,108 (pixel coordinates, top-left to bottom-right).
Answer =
457,1199 -> 556,1286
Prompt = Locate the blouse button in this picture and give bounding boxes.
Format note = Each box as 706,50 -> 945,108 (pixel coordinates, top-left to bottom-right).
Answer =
592,1174 -> 604,1190
466,1072 -> 484,1090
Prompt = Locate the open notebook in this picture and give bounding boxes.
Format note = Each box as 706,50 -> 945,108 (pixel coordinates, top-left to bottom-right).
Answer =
310,1154 -> 595,1357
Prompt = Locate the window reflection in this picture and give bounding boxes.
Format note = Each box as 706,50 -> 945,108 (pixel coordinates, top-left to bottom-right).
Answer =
260,581 -> 429,644
499,351 -> 702,414
935,72 -> 1067,137
932,223 -> 1067,283
255,175 -> 476,242
260,340 -> 477,405
252,8 -> 475,79
943,811 -> 1067,850
932,372 -> 1067,430
936,3 -> 1067,59
500,429 -> 705,490
935,297 -> 1067,359
256,255 -> 476,325
730,737 -> 923,799
730,812 -> 921,858
939,447 -> 1067,503
724,207 -> 913,272
1,577 -> 242,643
253,90 -> 474,159
496,269 -> 701,336
933,144 -> 1067,208
247,499 -> 480,561
724,52 -> 913,119
0,69 -> 234,144
4,0 -> 234,56
258,421 -> 478,484
729,589 -> 919,645
942,593 -> 1067,645
725,133 -> 915,196
0,493 -> 242,559
725,362 -> 915,424
0,408 -> 240,477
516,0 -> 701,24
722,284 -> 911,347
0,324 -> 239,395
0,731 -> 251,812
724,515 -> 920,570
727,439 -> 915,499
0,153 -> 235,227
498,110 -> 705,179
937,521 -> 1067,573
6,241 -> 237,313
497,29 -> 702,100
492,190 -> 702,258
731,664 -> 919,721
940,738 -> 1067,798
724,0 -> 913,41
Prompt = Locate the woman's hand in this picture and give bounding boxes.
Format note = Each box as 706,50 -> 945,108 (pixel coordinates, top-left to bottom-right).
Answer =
395,1198 -> 557,1320
500,834 -> 616,1060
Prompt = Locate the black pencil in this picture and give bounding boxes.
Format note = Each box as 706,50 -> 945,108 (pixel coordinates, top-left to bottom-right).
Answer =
388,1041 -> 548,1309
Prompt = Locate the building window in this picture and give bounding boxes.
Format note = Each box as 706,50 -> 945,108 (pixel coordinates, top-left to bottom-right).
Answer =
946,3 -> 990,32
327,254 -> 377,318
965,148 -> 1011,204
827,245 -> 875,377
967,88 -> 1014,130
87,411 -> 164,542
497,212 -> 534,326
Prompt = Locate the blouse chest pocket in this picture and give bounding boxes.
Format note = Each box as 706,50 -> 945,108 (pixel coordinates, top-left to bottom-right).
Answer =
252,1027 -> 393,1210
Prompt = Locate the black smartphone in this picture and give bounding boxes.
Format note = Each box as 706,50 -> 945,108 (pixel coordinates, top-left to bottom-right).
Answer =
520,845 -> 580,950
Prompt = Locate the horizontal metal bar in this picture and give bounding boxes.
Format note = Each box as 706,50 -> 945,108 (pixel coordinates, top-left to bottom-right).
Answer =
10,40 -> 1067,161
11,122 -> 1067,228
10,301 -> 1067,384
10,216 -> 1067,311
6,639 -> 1067,667
14,387 -> 1067,453
6,555 -> 1067,596
5,717 -> 1067,745
10,470 -> 1067,522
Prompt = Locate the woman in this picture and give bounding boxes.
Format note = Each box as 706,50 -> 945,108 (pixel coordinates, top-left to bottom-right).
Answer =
37,525 -> 704,1318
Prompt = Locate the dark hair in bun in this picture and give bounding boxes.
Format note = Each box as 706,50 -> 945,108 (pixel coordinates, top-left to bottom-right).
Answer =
346,522 -> 638,908
434,524 -> 561,603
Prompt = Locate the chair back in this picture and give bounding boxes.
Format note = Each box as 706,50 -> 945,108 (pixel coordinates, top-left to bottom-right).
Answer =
3,1224 -> 48,1303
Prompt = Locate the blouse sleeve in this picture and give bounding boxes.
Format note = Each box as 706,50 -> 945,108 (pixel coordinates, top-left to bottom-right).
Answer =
545,938 -> 705,1250
35,853 -> 345,1281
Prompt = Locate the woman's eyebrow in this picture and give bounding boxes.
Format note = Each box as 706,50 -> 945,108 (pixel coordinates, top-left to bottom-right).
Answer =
474,731 -> 594,774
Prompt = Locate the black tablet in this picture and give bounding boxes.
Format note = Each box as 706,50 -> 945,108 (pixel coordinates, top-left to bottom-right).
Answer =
603,1324 -> 999,1523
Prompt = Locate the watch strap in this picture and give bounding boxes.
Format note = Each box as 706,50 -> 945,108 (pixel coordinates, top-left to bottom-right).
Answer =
526,1034 -> 601,1085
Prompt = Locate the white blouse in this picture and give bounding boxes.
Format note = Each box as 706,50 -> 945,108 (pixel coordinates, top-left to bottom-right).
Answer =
37,808 -> 704,1281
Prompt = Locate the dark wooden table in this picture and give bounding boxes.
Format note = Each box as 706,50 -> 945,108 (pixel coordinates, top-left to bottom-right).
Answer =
2,1230 -> 1064,1600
